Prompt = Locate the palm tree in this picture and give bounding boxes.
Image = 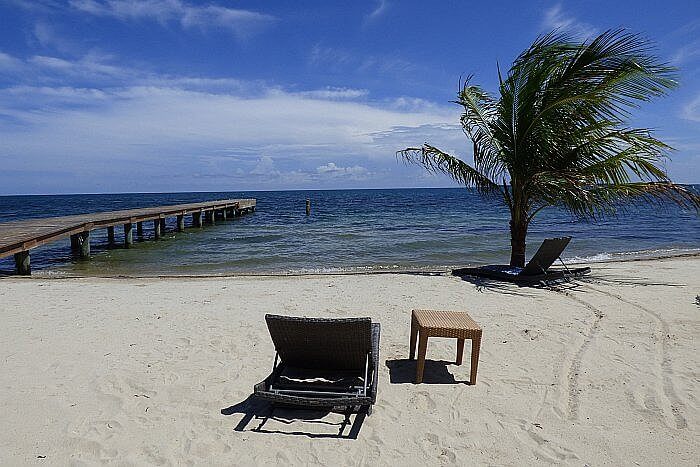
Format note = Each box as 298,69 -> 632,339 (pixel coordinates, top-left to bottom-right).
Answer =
399,29 -> 699,267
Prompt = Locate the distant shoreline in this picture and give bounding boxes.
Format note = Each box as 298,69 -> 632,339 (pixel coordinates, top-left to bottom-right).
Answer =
4,250 -> 698,280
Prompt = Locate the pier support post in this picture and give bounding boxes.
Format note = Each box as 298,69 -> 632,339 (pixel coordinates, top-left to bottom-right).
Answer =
153,219 -> 161,239
70,233 -> 80,252
124,223 -> 133,247
107,226 -> 115,244
136,221 -> 144,238
77,231 -> 90,258
193,211 -> 203,227
177,215 -> 185,232
206,210 -> 214,224
221,209 -> 227,221
159,218 -> 166,235
14,251 -> 30,275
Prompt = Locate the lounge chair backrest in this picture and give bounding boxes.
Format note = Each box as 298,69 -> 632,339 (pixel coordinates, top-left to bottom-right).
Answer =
265,314 -> 372,371
520,236 -> 571,276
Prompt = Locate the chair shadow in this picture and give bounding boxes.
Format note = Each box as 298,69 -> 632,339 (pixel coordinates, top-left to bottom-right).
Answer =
385,359 -> 471,385
221,396 -> 367,439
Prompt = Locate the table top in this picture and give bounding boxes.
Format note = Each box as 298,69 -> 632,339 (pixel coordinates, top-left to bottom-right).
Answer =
412,309 -> 481,332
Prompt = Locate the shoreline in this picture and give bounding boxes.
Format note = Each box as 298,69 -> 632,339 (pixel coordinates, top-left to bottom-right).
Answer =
4,249 -> 699,280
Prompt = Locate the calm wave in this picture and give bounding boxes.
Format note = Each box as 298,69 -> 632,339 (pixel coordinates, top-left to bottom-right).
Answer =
0,188 -> 698,276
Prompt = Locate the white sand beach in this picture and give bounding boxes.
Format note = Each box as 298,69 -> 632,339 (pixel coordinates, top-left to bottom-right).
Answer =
0,256 -> 698,465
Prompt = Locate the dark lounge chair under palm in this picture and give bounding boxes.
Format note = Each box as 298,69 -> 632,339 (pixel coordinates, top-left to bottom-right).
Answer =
453,236 -> 590,284
253,314 -> 380,415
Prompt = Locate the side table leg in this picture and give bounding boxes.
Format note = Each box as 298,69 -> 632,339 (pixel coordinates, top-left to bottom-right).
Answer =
409,316 -> 418,359
456,338 -> 465,365
416,333 -> 428,383
470,335 -> 481,385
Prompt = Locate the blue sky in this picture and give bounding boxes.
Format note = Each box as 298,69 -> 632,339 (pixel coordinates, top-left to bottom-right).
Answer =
0,0 -> 699,194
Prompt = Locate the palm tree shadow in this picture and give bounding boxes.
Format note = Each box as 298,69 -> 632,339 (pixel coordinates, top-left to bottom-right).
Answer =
221,396 -> 367,439
385,359 -> 471,385
452,273 -> 543,296
578,271 -> 685,287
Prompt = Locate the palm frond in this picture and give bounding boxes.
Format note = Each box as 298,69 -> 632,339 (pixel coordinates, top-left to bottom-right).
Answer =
397,144 -> 502,196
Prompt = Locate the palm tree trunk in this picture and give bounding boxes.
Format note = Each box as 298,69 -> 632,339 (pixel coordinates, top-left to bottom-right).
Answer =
509,218 -> 527,267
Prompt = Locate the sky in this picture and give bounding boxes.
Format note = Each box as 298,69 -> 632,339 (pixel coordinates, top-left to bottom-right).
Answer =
0,0 -> 699,195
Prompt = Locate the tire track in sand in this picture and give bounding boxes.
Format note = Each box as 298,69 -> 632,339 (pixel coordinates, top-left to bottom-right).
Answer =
551,288 -> 605,421
578,283 -> 687,430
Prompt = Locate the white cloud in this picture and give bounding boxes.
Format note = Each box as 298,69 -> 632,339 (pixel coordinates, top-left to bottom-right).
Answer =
0,52 -> 24,71
309,45 -> 415,76
671,40 -> 700,65
69,0 -> 276,39
366,0 -> 389,23
681,94 -> 700,122
250,156 -> 279,176
297,87 -> 369,100
317,162 -> 369,179
542,4 -> 596,39
0,51 -> 464,192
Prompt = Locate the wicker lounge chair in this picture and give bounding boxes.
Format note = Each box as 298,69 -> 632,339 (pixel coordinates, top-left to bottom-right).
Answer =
253,314 -> 380,415
453,236 -> 590,284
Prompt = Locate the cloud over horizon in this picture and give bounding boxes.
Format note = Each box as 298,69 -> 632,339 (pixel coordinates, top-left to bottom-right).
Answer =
0,49 -> 463,193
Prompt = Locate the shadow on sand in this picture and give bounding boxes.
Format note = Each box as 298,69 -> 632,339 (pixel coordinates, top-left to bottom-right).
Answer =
221,396 -> 367,439
385,359 -> 472,385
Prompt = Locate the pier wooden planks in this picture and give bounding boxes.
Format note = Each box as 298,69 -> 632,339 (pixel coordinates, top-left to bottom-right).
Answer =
0,199 -> 256,259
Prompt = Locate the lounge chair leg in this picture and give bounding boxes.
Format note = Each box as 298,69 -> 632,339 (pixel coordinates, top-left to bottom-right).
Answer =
415,333 -> 428,383
456,338 -> 465,365
409,315 -> 418,359
470,336 -> 481,385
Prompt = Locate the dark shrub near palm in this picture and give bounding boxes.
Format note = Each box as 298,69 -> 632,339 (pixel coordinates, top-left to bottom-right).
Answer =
399,30 -> 699,267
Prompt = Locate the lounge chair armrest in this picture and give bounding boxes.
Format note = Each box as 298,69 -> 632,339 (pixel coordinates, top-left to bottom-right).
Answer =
370,323 -> 380,403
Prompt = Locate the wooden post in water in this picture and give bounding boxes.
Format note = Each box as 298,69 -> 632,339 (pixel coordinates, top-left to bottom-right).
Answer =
14,251 -> 30,275
107,226 -> 115,244
70,234 -> 80,252
153,219 -> 161,239
124,223 -> 133,247
159,218 -> 166,234
136,221 -> 143,238
221,208 -> 227,221
77,231 -> 90,258
177,215 -> 185,232
193,210 -> 203,227
306,199 -> 311,216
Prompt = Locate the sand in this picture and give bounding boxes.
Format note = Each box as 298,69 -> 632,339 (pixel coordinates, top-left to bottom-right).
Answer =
0,256 -> 698,465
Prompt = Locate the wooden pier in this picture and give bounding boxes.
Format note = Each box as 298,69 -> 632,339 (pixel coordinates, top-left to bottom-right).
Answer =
0,199 -> 256,275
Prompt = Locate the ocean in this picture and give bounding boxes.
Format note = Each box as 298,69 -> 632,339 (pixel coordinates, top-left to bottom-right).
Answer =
0,188 -> 698,276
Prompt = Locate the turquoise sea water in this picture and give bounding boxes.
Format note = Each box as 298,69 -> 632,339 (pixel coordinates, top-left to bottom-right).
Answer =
0,188 -> 698,276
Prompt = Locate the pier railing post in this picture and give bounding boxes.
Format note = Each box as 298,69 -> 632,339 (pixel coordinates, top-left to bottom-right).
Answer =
177,215 -> 185,232
14,251 -> 30,275
153,219 -> 161,239
124,223 -> 133,247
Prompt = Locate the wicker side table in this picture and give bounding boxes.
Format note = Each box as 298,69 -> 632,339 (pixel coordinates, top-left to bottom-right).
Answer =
409,309 -> 482,384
